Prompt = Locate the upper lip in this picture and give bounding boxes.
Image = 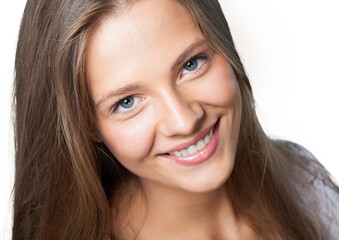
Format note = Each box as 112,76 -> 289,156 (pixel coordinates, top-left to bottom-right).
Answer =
162,120 -> 217,154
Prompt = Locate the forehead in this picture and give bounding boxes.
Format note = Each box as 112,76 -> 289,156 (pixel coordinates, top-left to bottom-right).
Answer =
86,0 -> 205,101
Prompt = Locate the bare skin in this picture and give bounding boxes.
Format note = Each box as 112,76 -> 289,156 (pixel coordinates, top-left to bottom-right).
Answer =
87,0 -> 258,239
111,179 -> 257,240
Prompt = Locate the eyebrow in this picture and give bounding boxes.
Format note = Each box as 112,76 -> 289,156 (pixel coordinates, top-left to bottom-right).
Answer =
171,39 -> 208,70
95,39 -> 208,108
95,82 -> 142,108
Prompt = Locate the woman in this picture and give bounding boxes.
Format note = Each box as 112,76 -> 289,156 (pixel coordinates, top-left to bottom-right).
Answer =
13,0 -> 338,239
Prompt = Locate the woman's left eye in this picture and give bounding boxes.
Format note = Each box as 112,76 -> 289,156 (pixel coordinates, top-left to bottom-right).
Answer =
111,95 -> 142,115
181,54 -> 208,76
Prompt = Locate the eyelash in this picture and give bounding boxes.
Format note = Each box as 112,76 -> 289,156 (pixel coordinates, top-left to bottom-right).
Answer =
180,54 -> 209,77
110,95 -> 143,115
109,53 -> 210,116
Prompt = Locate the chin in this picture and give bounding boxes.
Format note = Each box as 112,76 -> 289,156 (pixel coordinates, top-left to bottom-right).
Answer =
180,159 -> 234,194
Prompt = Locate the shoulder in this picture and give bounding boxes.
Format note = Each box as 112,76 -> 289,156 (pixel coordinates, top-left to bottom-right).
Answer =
273,140 -> 339,239
274,140 -> 330,179
274,140 -> 317,165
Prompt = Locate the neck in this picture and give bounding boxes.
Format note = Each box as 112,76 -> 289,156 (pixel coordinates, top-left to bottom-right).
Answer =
134,178 -> 253,239
112,178 -> 256,240
141,178 -> 230,218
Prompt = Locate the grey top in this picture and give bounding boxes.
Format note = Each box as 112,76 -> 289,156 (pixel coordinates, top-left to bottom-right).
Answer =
277,141 -> 339,239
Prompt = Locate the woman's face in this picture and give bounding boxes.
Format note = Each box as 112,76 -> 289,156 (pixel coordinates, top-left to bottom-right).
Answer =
87,0 -> 242,193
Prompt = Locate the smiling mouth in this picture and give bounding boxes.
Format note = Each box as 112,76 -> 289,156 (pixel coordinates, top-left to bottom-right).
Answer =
161,119 -> 220,166
167,128 -> 214,157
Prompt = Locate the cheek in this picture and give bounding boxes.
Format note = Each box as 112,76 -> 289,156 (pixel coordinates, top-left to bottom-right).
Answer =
196,57 -> 240,108
212,66 -> 240,107
98,114 -> 155,166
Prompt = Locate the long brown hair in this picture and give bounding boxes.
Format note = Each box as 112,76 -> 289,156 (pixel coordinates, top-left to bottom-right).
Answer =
13,0 -> 336,239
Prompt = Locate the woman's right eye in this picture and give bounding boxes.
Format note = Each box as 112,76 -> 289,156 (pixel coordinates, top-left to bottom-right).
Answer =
111,95 -> 142,115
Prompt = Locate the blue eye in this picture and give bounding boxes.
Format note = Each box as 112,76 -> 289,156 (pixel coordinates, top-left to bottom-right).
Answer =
112,95 -> 141,114
184,58 -> 199,72
120,96 -> 134,109
181,55 -> 208,76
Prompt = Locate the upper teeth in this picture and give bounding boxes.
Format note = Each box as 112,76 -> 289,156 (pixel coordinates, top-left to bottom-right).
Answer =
169,128 -> 214,157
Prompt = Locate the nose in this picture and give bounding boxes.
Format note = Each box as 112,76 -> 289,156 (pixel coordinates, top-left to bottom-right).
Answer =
157,90 -> 204,137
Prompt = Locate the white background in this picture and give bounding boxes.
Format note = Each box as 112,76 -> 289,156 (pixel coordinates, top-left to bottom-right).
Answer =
1,0 -> 338,239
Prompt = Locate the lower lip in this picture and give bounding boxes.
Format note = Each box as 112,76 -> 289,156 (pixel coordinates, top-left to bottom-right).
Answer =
161,119 -> 220,166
